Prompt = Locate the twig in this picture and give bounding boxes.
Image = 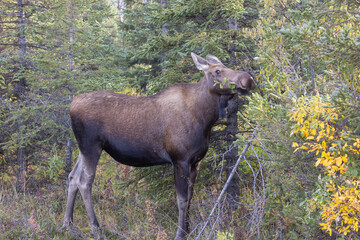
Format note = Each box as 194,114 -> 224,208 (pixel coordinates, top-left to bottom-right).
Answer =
284,57 -> 307,96
195,127 -> 258,240
248,67 -> 264,96
308,51 -> 316,92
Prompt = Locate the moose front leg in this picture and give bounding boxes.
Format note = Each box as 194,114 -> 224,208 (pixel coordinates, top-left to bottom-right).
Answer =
186,162 -> 200,228
174,161 -> 190,240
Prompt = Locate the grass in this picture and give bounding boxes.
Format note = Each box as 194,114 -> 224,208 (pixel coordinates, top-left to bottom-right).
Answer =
0,154 -> 255,240
0,185 -> 179,239
0,158 -> 184,240
0,187 -> 248,239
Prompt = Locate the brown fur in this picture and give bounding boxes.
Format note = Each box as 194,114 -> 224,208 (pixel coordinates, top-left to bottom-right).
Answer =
63,53 -> 255,240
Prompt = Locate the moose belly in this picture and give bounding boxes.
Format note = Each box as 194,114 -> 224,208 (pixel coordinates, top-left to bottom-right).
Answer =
102,137 -> 171,167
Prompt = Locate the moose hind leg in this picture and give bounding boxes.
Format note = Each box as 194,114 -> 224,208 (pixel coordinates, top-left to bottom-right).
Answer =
63,154 -> 82,228
77,150 -> 102,232
63,149 -> 102,238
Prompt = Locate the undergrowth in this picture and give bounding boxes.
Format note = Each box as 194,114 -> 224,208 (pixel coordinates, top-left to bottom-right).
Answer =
0,153 -> 248,240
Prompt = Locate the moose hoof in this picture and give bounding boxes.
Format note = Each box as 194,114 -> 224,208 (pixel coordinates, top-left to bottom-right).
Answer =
174,236 -> 186,240
60,222 -> 82,238
91,226 -> 106,240
174,233 -> 187,240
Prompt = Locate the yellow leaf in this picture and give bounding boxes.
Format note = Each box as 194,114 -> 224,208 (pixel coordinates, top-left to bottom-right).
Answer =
315,158 -> 322,167
319,222 -> 327,228
322,159 -> 331,167
322,141 -> 327,150
335,157 -> 342,167
311,128 -> 317,135
342,154 -> 348,163
292,142 -> 299,148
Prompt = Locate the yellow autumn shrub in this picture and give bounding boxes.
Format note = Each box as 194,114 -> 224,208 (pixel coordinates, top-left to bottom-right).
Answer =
290,94 -> 360,236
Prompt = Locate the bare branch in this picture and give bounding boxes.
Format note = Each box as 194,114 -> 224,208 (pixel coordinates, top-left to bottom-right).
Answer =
0,21 -> 19,24
308,51 -> 316,92
195,127 -> 258,239
0,42 -> 47,49
284,56 -> 307,96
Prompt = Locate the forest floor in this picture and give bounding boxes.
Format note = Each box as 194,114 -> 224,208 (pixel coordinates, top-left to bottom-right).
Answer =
0,167 -> 239,240
0,185 -> 179,239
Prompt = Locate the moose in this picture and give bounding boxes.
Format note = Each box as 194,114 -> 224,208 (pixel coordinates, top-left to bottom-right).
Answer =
63,53 -> 255,239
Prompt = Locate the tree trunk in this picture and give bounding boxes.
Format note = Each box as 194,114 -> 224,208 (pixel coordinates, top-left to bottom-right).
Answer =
15,0 -> 27,193
225,96 -> 240,206
13,0 -> 27,99
225,18 -> 240,207
65,0 -> 74,188
160,0 -> 168,36
16,147 -> 26,193
117,0 -> 125,21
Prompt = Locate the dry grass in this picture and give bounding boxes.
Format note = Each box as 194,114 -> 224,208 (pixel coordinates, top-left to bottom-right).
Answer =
0,183 -> 251,239
0,185 -> 179,239
0,153 -> 255,240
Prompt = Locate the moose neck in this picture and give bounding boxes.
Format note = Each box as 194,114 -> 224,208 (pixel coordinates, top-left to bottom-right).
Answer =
193,76 -> 223,126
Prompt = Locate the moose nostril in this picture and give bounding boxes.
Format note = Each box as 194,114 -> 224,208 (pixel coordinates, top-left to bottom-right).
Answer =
237,76 -> 255,90
250,76 -> 256,90
251,80 -> 256,90
238,78 -> 248,89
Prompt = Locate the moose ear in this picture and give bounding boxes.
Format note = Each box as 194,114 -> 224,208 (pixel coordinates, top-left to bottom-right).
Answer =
191,52 -> 209,71
206,54 -> 225,67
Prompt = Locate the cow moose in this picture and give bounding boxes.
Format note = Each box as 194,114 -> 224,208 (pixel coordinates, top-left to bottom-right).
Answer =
63,53 -> 255,239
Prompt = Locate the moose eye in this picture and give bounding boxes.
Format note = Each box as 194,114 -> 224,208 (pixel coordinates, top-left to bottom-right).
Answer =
215,70 -> 221,75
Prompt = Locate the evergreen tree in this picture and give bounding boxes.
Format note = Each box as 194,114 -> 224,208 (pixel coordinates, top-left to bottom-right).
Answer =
1,0 -> 358,238
118,0 -> 259,196
0,0 -> 122,190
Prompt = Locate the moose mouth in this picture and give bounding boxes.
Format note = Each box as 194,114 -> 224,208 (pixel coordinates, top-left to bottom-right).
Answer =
236,88 -> 249,95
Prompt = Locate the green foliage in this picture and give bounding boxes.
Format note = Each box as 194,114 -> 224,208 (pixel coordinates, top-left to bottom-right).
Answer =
1,0 -> 359,239
244,0 -> 360,238
118,0 -> 257,94
43,145 -> 66,182
246,92 -> 322,238
0,0 -> 124,191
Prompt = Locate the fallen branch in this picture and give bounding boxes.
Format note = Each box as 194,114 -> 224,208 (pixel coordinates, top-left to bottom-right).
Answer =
195,126 -> 258,240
